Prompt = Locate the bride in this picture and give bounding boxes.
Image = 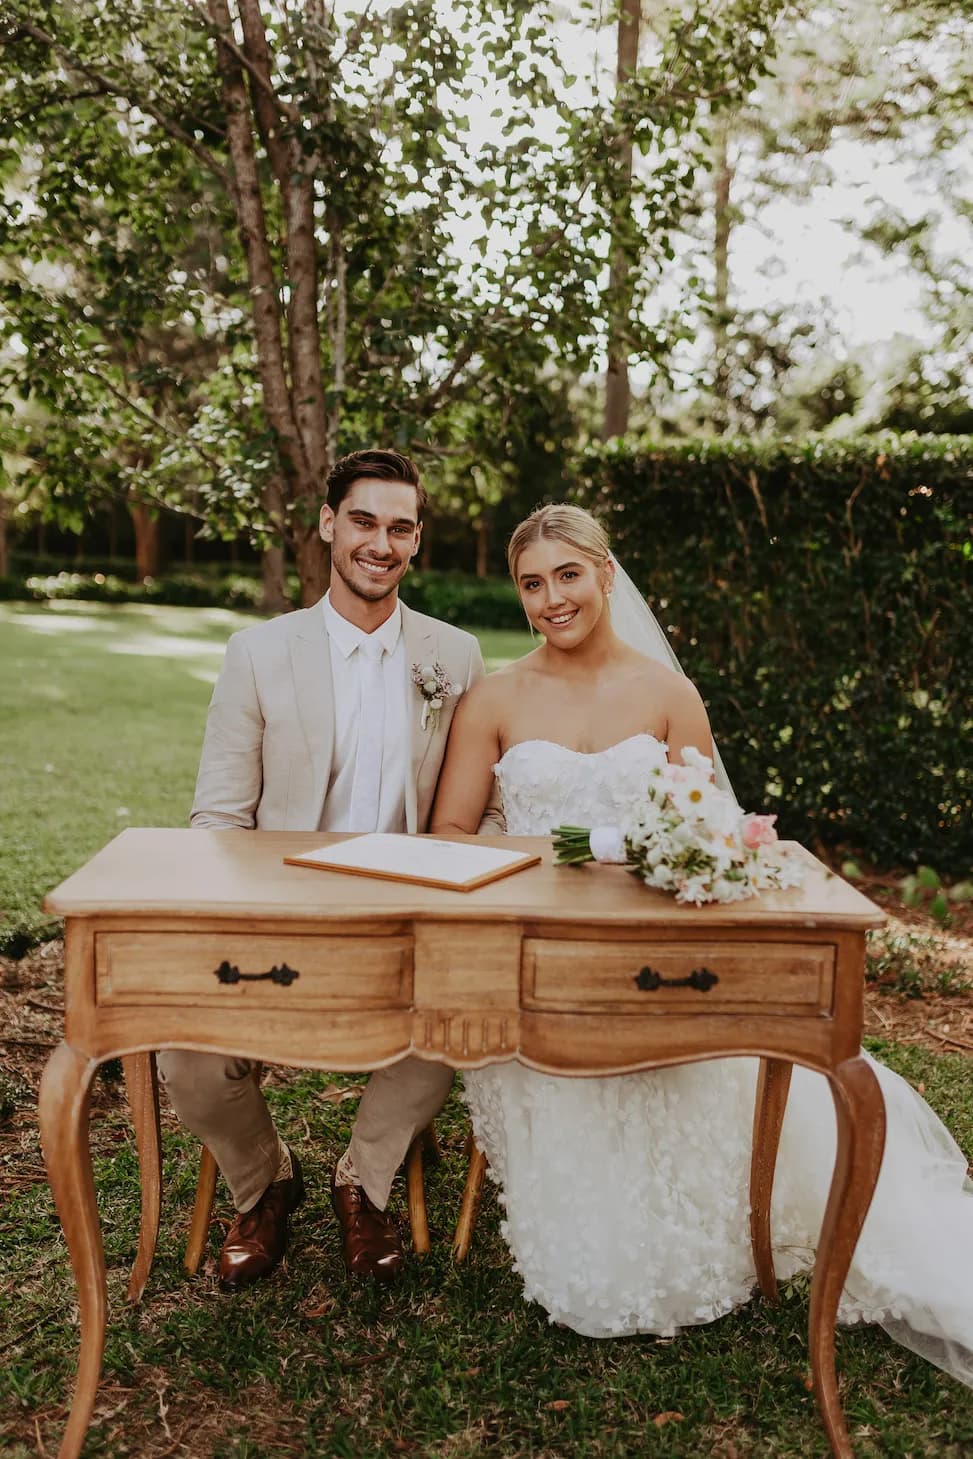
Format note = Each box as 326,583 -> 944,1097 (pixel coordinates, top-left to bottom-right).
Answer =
430,502 -> 973,1389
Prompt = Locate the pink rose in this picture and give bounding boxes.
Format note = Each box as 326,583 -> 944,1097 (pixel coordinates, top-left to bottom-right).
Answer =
742,813 -> 778,850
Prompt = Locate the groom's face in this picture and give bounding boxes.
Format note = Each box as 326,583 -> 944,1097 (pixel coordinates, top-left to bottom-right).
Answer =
319,477 -> 421,605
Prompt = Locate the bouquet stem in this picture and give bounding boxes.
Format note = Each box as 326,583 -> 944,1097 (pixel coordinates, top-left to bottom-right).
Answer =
553,827 -> 597,865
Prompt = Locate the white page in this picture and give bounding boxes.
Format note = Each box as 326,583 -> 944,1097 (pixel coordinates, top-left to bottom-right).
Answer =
295,833 -> 533,886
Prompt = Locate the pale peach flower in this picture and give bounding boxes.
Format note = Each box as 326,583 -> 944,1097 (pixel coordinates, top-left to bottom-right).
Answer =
742,813 -> 778,850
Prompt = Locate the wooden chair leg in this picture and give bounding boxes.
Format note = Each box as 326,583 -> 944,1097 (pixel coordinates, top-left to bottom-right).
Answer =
420,1123 -> 441,1165
122,1052 -> 161,1303
452,1141 -> 487,1263
183,1061 -> 263,1274
183,1145 -> 219,1275
749,1056 -> 793,1302
406,1136 -> 431,1255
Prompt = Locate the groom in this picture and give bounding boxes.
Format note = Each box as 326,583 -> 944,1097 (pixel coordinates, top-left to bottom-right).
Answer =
157,448 -> 490,1291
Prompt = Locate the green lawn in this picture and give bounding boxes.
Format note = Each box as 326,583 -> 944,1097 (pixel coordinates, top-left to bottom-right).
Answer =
0,601 -> 531,953
2,1047 -> 972,1458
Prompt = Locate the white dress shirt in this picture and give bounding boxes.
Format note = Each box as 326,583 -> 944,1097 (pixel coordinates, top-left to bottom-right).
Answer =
319,592 -> 409,834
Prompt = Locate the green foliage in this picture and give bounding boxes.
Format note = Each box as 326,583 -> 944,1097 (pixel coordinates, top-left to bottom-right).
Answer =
399,571 -> 523,630
578,433 -> 973,872
865,929 -> 971,999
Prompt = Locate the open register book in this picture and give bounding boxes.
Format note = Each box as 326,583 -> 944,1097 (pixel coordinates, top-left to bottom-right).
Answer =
283,833 -> 542,892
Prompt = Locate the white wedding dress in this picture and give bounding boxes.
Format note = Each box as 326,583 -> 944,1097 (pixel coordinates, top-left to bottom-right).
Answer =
463,734 -> 973,1387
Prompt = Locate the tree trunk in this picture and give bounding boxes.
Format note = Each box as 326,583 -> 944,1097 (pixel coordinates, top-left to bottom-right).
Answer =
260,544 -> 291,614
208,0 -> 325,607
294,527 -> 329,606
183,517 -> 195,563
475,515 -> 490,579
603,0 -> 641,441
420,515 -> 433,571
0,500 -> 8,578
130,503 -> 161,581
712,118 -> 734,435
259,472 -> 293,612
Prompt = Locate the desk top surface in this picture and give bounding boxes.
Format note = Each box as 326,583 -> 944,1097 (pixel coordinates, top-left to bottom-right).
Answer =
44,829 -> 884,932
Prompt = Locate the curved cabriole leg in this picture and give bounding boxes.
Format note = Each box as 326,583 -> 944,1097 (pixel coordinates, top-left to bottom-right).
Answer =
183,1146 -> 218,1275
406,1136 -> 430,1255
452,1142 -> 487,1263
122,1052 -> 161,1302
750,1056 -> 793,1302
39,1041 -> 105,1459
809,1056 -> 886,1459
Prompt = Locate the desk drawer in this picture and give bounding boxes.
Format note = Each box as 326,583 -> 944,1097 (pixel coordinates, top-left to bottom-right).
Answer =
522,938 -> 834,1015
95,931 -> 412,1008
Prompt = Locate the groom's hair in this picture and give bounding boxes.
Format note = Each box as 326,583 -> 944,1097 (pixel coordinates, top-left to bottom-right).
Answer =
325,449 -> 427,517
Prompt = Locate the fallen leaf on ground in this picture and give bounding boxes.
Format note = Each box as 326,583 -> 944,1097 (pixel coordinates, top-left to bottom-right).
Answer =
545,1399 -> 571,1411
652,1411 -> 684,1426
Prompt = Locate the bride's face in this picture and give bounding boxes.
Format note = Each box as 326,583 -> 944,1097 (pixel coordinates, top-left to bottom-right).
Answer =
515,537 -> 612,648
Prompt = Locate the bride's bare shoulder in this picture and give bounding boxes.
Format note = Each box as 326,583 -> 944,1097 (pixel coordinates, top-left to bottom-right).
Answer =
458,652 -> 539,717
629,652 -> 705,706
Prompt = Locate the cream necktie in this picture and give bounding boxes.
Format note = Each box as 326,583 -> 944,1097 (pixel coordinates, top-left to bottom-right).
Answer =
348,635 -> 386,832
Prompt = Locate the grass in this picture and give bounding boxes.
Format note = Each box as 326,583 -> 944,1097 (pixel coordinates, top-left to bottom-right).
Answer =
0,601 -> 532,953
3,1052 -> 973,1458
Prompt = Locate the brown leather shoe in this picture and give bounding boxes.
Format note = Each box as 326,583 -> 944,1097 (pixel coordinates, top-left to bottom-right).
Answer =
330,1170 -> 404,1282
219,1149 -> 305,1292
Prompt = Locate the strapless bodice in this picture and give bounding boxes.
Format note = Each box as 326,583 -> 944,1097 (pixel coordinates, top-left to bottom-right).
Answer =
493,733 -> 668,835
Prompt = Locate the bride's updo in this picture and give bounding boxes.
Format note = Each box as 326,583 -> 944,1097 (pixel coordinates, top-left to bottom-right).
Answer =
507,504 -> 611,578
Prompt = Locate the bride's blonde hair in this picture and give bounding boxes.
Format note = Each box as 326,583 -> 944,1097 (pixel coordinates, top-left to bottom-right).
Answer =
507,504 -> 611,579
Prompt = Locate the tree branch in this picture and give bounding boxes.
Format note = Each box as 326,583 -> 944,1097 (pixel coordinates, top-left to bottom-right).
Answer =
5,20 -> 233,190
185,0 -> 298,126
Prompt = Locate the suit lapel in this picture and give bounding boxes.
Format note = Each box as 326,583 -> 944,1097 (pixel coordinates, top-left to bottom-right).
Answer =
401,603 -> 436,833
290,604 -> 335,824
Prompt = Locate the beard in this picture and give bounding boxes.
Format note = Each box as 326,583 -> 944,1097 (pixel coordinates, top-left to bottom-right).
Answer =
331,546 -> 407,602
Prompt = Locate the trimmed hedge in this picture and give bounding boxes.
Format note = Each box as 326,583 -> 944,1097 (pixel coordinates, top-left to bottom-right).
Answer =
400,571 -> 522,628
0,566 -> 525,624
0,570 -> 268,610
578,434 -> 972,872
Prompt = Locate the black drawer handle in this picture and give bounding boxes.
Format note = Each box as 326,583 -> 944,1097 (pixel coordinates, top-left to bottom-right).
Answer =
214,960 -> 301,987
634,966 -> 719,993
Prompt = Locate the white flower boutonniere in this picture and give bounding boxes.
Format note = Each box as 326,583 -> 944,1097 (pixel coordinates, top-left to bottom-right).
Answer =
411,661 -> 459,731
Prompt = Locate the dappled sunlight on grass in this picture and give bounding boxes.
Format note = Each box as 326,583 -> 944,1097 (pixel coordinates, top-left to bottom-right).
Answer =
104,635 -> 227,658
9,610 -> 107,634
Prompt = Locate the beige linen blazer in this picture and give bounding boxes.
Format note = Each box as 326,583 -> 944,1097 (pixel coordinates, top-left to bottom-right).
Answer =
190,598 -> 490,834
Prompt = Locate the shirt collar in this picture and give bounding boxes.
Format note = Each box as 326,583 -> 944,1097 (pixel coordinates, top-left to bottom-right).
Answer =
322,590 -> 402,660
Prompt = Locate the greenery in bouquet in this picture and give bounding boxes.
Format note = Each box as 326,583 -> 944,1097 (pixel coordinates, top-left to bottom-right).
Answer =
553,748 -> 805,905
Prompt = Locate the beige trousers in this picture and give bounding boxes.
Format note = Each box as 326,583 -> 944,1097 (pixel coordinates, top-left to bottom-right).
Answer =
156,1052 -> 454,1213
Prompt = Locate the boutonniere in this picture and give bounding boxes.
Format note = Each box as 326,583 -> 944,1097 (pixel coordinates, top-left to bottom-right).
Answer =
411,661 -> 459,731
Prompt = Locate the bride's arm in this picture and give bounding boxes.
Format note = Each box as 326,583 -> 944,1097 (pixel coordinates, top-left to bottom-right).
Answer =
664,675 -> 716,768
430,679 -> 504,834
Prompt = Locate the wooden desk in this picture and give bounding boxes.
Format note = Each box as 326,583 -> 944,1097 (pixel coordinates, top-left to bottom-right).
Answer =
40,828 -> 885,1459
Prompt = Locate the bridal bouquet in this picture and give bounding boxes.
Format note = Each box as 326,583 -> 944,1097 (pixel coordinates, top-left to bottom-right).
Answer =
553,748 -> 804,906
